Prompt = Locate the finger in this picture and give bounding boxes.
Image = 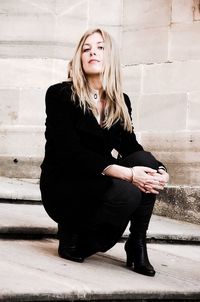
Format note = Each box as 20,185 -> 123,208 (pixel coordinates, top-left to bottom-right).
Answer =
145,179 -> 161,186
158,169 -> 166,175
137,185 -> 147,193
150,189 -> 159,194
145,183 -> 164,192
143,167 -> 158,173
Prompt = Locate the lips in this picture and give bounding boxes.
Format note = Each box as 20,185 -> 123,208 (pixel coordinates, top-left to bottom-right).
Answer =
88,59 -> 100,63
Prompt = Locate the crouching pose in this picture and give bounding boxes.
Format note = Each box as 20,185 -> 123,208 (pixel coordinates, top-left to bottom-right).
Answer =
40,28 -> 169,277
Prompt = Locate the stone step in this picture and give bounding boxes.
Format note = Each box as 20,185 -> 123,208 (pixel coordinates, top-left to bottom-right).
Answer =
0,239 -> 199,301
0,202 -> 200,244
0,176 -> 200,225
0,176 -> 40,203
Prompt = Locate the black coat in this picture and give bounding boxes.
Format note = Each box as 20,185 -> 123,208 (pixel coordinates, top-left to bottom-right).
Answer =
40,81 -> 156,221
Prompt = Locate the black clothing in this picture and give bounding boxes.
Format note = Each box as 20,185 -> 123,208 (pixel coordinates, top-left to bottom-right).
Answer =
40,81 -> 164,255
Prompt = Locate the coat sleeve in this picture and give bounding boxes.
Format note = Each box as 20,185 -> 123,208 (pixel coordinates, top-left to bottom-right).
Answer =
44,83 -> 116,176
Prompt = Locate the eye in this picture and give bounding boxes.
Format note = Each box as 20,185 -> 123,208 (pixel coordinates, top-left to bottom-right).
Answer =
98,46 -> 104,50
82,48 -> 90,53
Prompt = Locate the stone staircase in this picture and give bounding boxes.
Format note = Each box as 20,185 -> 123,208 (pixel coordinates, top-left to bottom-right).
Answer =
0,176 -> 200,302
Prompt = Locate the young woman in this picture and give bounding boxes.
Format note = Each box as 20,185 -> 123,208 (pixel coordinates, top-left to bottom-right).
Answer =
40,28 -> 169,277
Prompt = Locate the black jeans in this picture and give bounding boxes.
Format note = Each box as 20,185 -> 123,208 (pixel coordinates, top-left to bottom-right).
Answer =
60,151 -> 159,256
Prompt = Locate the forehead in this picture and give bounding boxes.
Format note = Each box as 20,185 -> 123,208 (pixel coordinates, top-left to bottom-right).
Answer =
84,32 -> 104,45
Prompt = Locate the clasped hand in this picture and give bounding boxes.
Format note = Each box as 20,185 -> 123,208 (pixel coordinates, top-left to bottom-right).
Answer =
131,166 -> 169,194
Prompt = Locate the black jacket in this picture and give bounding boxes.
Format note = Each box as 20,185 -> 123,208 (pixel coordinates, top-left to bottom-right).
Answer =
41,81 -> 144,178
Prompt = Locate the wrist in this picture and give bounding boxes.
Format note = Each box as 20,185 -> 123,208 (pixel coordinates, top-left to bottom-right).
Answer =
158,166 -> 167,172
129,167 -> 135,182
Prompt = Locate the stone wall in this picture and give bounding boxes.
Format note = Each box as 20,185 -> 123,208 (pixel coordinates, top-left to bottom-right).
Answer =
0,0 -> 200,185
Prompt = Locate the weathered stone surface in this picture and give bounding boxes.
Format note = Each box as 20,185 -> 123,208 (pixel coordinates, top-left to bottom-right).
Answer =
143,60 -> 200,94
162,162 -> 200,186
0,0 -> 200,189
122,26 -> 168,65
123,0 -> 171,28
0,126 -> 45,157
155,186 -> 200,225
193,0 -> 200,21
137,93 -> 187,131
171,0 -> 193,23
140,131 -> 200,185
0,240 -> 199,301
18,88 -> 46,125
169,23 -> 200,61
0,156 -> 42,178
187,91 -> 200,130
0,14 -> 54,41
89,0 -> 122,26
0,58 -> 51,88
0,89 -> 19,125
122,65 -> 142,94
0,58 -> 67,89
0,42 -> 73,60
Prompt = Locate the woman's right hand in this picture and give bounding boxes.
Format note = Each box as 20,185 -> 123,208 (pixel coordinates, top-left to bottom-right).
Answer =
103,164 -> 165,194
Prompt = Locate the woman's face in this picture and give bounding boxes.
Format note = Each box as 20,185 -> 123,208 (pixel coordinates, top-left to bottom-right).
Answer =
81,32 -> 104,77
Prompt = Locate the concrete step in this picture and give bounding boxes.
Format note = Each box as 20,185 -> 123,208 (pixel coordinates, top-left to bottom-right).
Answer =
0,176 -> 40,203
0,176 -> 200,243
0,177 -> 200,301
0,239 -> 199,301
0,176 -> 199,225
0,202 -> 200,244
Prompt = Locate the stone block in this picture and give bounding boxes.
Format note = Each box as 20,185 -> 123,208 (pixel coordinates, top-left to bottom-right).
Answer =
0,126 -> 45,157
171,0 -> 193,23
140,131 -> 200,155
0,58 -> 66,89
169,23 -> 200,61
0,42 -> 73,60
193,0 -> 200,21
0,89 -> 19,125
18,88 -> 46,126
122,26 -> 168,65
140,131 -> 200,185
143,60 -> 200,94
155,185 -> 200,225
0,14 -> 54,42
54,1 -> 88,45
0,155 -> 42,178
88,0 -> 122,26
123,0 -> 171,28
0,0 -> 55,14
52,59 -> 68,83
122,65 -> 142,94
138,93 -> 187,131
187,91 -> 200,130
165,162 -> 200,186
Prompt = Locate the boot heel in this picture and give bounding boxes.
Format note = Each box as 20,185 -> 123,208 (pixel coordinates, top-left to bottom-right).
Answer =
125,242 -> 133,267
126,253 -> 133,267
124,236 -> 156,277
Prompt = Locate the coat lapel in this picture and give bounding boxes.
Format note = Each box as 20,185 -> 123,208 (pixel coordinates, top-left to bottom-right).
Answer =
76,108 -> 103,137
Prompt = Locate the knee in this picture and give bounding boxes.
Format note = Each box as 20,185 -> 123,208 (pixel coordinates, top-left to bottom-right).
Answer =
126,150 -> 159,170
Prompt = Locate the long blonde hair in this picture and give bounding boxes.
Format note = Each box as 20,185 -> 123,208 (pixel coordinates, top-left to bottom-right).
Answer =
68,28 -> 133,132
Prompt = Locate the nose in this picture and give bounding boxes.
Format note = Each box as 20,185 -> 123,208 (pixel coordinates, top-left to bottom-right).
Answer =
90,49 -> 96,56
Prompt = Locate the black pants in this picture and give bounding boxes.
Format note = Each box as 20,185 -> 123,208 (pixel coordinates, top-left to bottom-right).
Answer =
58,151 -> 159,256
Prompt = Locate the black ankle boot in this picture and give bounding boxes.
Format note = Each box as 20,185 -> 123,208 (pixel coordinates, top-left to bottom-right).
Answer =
124,234 -> 155,277
57,228 -> 84,263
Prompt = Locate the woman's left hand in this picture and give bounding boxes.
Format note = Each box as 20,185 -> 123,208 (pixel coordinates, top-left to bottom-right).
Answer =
144,169 -> 169,194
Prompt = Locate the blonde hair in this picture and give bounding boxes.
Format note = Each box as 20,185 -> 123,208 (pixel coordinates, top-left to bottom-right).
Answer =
68,28 -> 133,132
